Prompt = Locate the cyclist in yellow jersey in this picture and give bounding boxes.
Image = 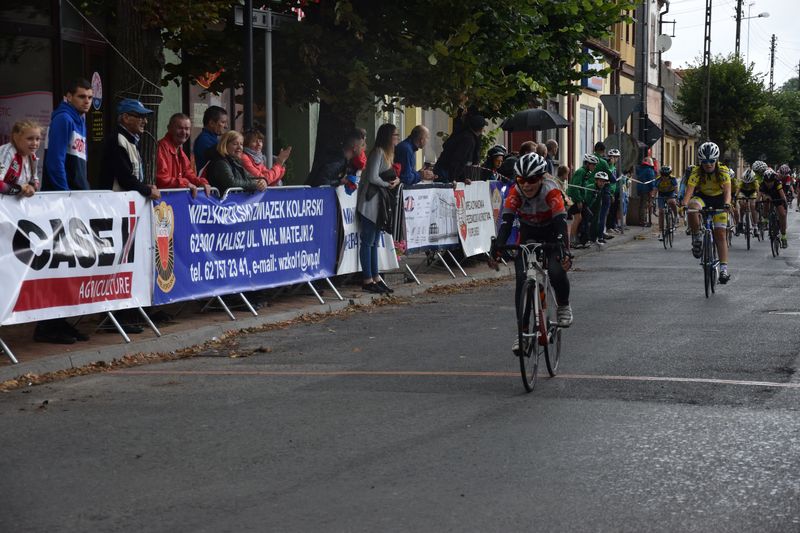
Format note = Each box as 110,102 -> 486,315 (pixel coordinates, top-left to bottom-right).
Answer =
654,165 -> 678,241
681,142 -> 732,284
736,167 -> 760,236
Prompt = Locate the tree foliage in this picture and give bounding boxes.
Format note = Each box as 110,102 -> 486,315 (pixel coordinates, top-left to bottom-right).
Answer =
739,104 -> 792,165
675,54 -> 765,153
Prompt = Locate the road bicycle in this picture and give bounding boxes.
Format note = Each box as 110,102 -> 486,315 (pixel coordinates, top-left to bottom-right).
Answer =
756,200 -> 780,257
500,241 -> 568,392
688,207 -> 726,298
659,197 -> 676,249
737,197 -> 756,250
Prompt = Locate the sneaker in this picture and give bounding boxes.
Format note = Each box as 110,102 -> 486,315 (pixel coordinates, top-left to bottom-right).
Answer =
719,270 -> 731,284
657,235 -> 664,241
781,236 -> 788,249
597,238 -> 606,245
362,283 -> 384,294
376,280 -> 394,294
64,322 -> 90,341
512,336 -> 521,356
556,305 -> 573,328
691,235 -> 702,258
603,233 -> 615,240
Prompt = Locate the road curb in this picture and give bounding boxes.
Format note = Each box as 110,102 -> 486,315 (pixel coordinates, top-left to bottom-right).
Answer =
0,260 -> 515,383
0,226 -> 647,383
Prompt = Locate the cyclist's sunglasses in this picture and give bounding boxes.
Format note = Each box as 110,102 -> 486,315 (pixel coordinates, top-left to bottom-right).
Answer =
516,174 -> 545,184
700,159 -> 717,165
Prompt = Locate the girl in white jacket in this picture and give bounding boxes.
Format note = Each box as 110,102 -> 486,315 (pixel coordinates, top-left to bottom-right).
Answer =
0,120 -> 42,197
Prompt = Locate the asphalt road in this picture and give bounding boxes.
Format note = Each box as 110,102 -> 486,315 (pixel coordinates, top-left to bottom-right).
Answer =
2,214 -> 800,532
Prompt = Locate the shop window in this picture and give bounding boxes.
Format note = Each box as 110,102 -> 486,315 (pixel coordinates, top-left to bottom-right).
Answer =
0,36 -> 53,161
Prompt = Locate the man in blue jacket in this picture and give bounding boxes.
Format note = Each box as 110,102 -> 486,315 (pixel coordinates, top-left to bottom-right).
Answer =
42,78 -> 93,191
36,78 -> 94,344
193,105 -> 227,172
395,125 -> 434,186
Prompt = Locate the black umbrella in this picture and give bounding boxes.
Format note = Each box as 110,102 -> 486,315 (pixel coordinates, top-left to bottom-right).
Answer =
501,108 -> 570,132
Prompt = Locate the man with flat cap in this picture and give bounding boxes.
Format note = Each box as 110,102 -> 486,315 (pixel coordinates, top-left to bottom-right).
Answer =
100,98 -> 160,199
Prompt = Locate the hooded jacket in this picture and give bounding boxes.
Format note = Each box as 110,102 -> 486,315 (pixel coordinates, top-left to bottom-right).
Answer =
43,101 -> 90,191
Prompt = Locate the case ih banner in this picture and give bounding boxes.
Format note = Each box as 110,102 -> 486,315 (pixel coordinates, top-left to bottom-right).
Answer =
0,191 -> 153,325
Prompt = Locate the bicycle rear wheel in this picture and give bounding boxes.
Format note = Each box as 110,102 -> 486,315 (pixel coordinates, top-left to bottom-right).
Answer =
770,215 -> 779,257
543,285 -> 561,377
517,280 -> 540,392
744,214 -> 751,250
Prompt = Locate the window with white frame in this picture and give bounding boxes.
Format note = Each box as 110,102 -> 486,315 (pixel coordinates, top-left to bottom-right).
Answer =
579,105 -> 595,159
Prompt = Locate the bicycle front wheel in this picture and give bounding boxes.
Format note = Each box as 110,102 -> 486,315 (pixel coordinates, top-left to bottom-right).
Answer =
744,215 -> 751,250
517,280 -> 540,392
543,284 -> 561,377
770,216 -> 779,257
667,209 -> 674,248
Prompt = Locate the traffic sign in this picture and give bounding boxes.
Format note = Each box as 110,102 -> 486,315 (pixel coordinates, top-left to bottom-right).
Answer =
234,6 -> 293,30
600,94 -> 639,129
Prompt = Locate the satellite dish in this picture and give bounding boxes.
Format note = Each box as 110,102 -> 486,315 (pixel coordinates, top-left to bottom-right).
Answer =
656,34 -> 672,53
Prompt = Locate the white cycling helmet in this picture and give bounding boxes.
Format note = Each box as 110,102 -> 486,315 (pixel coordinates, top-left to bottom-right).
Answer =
607,149 -> 621,157
583,153 -> 599,165
751,160 -> 768,174
594,171 -> 609,181
742,168 -> 755,184
513,152 -> 548,179
697,141 -> 720,163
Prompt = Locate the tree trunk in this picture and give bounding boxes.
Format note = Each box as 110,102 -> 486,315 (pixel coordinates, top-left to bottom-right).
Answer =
311,101 -> 356,173
110,1 -> 164,184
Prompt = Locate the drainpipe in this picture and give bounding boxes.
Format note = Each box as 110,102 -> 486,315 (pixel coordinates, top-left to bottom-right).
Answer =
659,1 -> 669,166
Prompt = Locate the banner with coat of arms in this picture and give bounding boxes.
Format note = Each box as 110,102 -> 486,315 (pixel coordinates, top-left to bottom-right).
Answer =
152,187 -> 338,305
454,181 -> 496,257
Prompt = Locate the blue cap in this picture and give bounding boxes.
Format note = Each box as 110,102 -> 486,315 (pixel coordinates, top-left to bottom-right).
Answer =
117,98 -> 153,116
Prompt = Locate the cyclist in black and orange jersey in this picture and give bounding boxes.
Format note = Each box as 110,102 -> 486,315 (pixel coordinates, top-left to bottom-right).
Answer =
490,152 -> 573,355
759,168 -> 788,248
681,141 -> 732,284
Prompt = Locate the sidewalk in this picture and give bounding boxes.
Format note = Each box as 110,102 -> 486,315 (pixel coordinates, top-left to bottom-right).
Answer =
0,225 -> 649,383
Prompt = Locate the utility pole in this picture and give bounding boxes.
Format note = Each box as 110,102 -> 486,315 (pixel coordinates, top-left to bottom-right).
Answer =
636,0 -> 650,154
243,0 -> 254,130
734,0 -> 743,58
769,34 -> 776,92
702,0 -> 712,138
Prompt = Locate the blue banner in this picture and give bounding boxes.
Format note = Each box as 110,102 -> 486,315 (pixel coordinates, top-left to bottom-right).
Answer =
152,187 -> 338,305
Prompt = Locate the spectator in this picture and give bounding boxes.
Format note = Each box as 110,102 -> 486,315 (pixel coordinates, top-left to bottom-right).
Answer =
205,131 -> 267,196
42,78 -> 92,191
568,154 -> 598,246
545,139 -> 559,175
306,130 -> 364,187
434,114 -> 486,183
606,148 -> 622,232
591,171 -> 612,244
193,105 -> 227,173
555,165 -> 570,199
0,120 -> 41,197
498,141 -> 536,181
358,123 -> 400,293
100,98 -> 160,200
395,125 -> 434,186
637,157 -> 657,226
536,143 -> 547,159
349,128 -> 367,176
482,145 -> 507,180
35,78 -> 94,344
241,129 -> 291,186
156,113 -> 211,197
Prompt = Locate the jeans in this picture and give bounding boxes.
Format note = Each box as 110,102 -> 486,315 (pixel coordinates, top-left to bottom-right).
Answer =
359,214 -> 381,280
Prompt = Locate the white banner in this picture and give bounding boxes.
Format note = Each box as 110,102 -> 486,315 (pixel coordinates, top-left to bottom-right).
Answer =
335,186 -> 399,276
454,181 -> 496,257
0,191 -> 153,325
403,186 -> 459,253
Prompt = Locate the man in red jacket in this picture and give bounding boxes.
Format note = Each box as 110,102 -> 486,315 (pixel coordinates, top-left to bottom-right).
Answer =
156,113 -> 212,197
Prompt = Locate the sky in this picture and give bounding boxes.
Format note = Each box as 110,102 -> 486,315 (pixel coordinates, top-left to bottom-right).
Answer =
661,0 -> 800,89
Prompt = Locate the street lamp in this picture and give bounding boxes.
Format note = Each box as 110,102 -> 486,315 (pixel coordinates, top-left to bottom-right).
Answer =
745,8 -> 770,64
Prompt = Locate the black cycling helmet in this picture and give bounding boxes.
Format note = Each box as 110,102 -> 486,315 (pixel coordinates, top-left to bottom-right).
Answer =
486,145 -> 507,159
660,165 -> 672,176
514,153 -> 548,180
